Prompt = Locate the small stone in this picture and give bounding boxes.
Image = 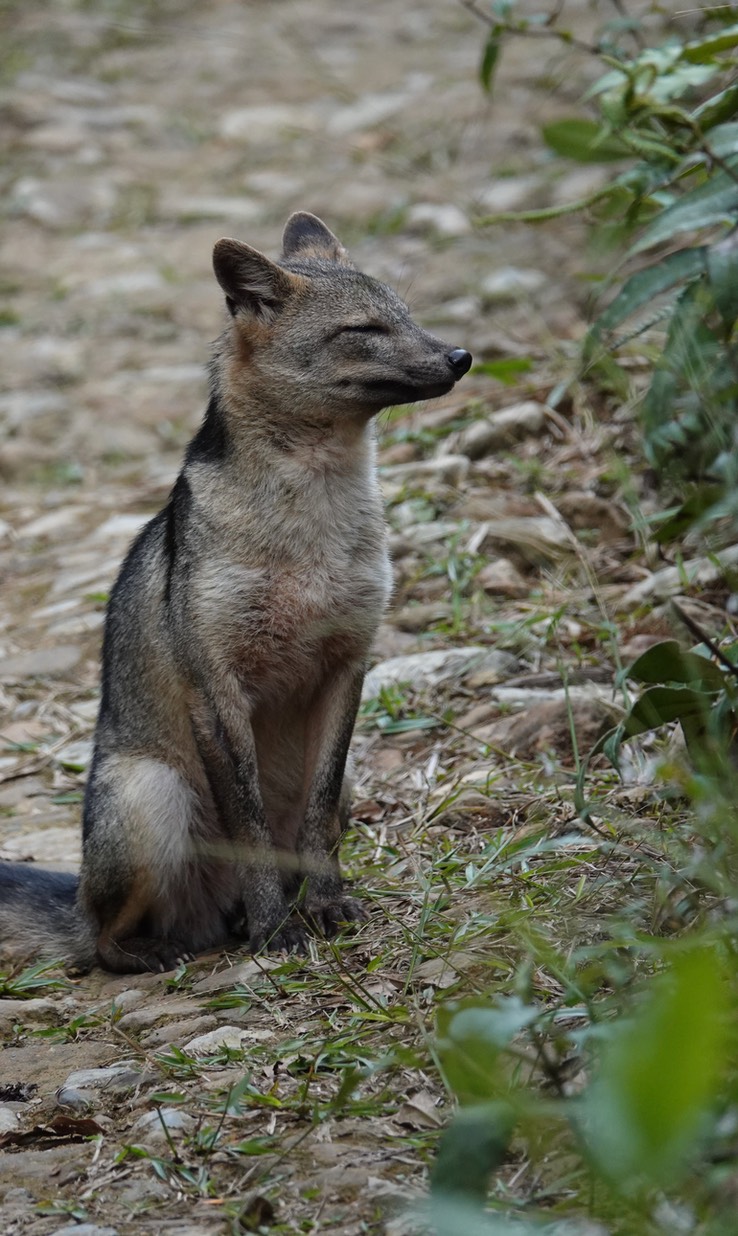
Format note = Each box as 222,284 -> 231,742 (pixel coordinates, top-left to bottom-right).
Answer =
391,602 -> 452,632
476,697 -> 612,762
219,104 -> 316,141
0,645 -> 81,682
555,491 -> 628,542
48,1226 -> 118,1236
92,513 -> 149,541
477,558 -> 529,598
140,1014 -> 218,1048
407,202 -> 470,237
160,194 -> 263,223
382,455 -> 470,486
480,267 -> 546,302
621,544 -> 738,607
84,272 -> 165,298
55,739 -> 94,771
327,91 -> 409,135
117,997 -> 205,1032
0,999 -> 61,1030
131,1107 -> 195,1143
55,1087 -> 94,1113
454,401 -> 546,459
363,648 -> 519,698
63,1062 -> 142,1093
0,1107 -> 18,1132
185,1025 -> 273,1055
477,176 -> 541,213
0,827 -> 81,865
192,958 -> 275,994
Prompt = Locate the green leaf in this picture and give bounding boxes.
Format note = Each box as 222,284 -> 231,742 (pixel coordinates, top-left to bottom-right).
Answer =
621,685 -> 710,737
437,998 -> 539,1104
591,247 -> 706,336
542,118 -> 630,163
580,946 -> 730,1187
703,121 -> 738,159
626,640 -> 726,691
431,1103 -> 515,1203
682,23 -> 738,63
653,485 -> 724,543
470,357 -> 533,383
706,230 -> 738,331
694,82 -> 738,130
632,165 -> 738,253
480,30 -> 501,94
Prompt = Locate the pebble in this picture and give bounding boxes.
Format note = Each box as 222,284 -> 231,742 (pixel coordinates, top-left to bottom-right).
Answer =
621,544 -> 738,606
452,400 -> 546,459
219,104 -> 317,141
63,1062 -> 142,1093
184,1025 -> 273,1055
0,644 -> 82,681
130,1107 -> 195,1143
477,558 -> 529,598
327,90 -> 410,135
140,1015 -> 217,1048
0,998 -> 62,1030
0,390 -> 68,430
55,1087 -> 94,1113
407,203 -> 471,237
55,739 -> 94,771
363,648 -> 519,697
381,455 -> 470,486
480,267 -> 546,302
48,1226 -> 118,1236
191,958 -> 273,994
477,176 -> 541,212
0,1107 -> 18,1132
160,194 -> 263,222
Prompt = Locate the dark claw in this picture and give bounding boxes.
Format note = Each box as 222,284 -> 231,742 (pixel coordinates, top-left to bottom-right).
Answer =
249,920 -> 308,956
305,895 -> 368,938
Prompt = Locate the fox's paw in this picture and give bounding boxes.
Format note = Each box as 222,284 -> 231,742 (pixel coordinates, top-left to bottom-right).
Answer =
249,918 -> 308,956
304,893 -> 368,938
98,934 -> 195,974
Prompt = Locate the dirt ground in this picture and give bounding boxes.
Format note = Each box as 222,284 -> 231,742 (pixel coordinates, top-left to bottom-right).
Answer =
0,2 -> 695,1233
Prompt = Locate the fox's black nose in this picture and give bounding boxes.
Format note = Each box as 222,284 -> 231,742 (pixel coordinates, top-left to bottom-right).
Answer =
447,348 -> 472,377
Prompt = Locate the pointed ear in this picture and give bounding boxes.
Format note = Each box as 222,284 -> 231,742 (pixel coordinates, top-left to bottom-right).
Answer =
281,212 -> 353,266
212,238 -> 300,321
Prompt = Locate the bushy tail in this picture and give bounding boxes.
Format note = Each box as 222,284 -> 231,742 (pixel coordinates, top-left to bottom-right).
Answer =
0,862 -> 97,974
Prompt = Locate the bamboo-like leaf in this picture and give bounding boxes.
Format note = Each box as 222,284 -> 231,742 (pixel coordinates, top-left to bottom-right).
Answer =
592,247 -> 706,336
706,229 -> 738,331
480,30 -> 501,94
632,166 -> 738,253
682,23 -> 738,63
542,118 -> 630,163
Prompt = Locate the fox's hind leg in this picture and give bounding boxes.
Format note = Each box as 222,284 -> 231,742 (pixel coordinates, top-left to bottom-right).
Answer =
80,754 -> 213,972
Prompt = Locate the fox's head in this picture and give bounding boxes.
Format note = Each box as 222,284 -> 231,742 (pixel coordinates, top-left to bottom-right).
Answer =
212,212 -> 472,419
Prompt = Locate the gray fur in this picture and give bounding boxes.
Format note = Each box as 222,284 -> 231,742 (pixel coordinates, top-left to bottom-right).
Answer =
0,212 -> 471,973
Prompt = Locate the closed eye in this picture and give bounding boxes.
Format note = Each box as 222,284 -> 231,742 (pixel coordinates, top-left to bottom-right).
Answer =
340,322 -> 388,335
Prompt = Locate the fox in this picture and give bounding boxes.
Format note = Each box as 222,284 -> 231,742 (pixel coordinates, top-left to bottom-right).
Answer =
0,212 -> 472,974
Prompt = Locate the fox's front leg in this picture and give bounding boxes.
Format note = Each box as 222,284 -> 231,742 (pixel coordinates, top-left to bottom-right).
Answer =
192,686 -> 305,954
298,664 -> 368,935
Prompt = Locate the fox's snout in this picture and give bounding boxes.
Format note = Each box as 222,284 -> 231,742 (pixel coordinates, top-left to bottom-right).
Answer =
447,348 -> 473,378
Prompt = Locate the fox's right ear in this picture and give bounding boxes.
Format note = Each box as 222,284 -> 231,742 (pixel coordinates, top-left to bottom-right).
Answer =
212,239 -> 301,322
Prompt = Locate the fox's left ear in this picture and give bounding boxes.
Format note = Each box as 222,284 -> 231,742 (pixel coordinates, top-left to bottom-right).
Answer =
213,238 -> 302,321
281,212 -> 353,266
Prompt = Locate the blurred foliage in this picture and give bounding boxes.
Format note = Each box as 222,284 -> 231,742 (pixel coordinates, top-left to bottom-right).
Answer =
427,4 -> 738,1232
474,0 -> 738,546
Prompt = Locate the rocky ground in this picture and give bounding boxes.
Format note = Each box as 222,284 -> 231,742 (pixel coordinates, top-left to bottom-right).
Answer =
0,2 -> 721,1233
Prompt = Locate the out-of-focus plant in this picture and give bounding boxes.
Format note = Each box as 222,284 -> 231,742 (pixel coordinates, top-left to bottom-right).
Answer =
470,1 -> 738,544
